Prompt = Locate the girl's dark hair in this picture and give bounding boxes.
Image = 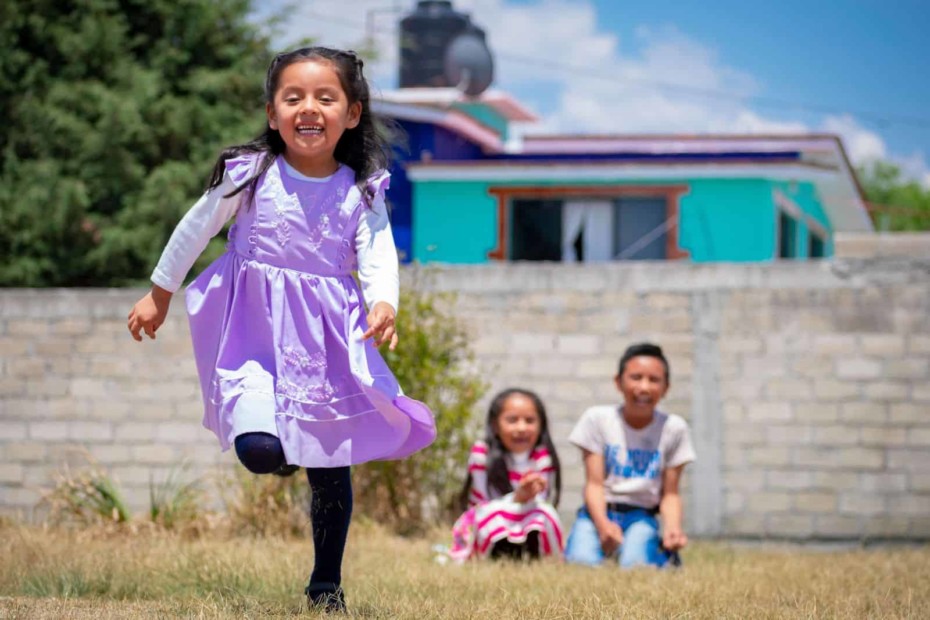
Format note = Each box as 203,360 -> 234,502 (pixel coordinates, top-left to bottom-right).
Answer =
206,46 -> 396,205
458,388 -> 562,512
617,342 -> 671,384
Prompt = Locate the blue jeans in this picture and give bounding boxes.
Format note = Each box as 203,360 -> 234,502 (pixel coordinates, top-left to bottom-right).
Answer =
565,506 -> 668,568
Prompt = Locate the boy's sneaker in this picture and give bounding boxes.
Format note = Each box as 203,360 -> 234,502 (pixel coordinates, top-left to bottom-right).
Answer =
662,546 -> 683,568
305,582 -> 346,614
273,463 -> 300,477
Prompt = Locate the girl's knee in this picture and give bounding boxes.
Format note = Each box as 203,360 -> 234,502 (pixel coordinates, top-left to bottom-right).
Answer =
234,432 -> 286,474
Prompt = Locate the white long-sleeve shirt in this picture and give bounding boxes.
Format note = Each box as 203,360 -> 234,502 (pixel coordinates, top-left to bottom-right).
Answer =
151,160 -> 399,312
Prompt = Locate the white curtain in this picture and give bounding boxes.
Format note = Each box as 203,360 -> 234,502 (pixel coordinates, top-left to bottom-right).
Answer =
562,200 -> 613,262
561,202 -> 586,263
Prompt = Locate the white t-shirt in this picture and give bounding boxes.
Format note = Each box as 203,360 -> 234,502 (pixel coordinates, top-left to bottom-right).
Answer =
568,405 -> 696,509
150,159 -> 399,312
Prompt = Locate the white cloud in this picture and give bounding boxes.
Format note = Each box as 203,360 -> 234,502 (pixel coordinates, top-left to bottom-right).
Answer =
818,115 -> 930,186
822,114 -> 888,163
726,110 -> 809,134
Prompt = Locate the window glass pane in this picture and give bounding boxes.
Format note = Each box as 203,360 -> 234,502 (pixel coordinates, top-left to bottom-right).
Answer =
809,233 -> 825,259
779,212 -> 798,258
510,199 -> 562,261
614,198 -> 667,259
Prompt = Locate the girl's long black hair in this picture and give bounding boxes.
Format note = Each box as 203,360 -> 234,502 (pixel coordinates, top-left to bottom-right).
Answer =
458,388 -> 562,512
206,46 -> 397,206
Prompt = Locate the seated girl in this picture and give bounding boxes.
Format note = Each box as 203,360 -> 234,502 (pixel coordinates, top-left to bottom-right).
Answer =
450,388 -> 565,562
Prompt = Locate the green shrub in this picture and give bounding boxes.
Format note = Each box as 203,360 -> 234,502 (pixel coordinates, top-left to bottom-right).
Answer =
352,270 -> 487,533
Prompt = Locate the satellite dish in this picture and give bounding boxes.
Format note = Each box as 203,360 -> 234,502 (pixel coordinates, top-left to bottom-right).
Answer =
443,31 -> 494,97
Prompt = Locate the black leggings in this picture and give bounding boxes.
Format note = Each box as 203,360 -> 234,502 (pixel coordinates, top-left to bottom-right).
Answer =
234,432 -> 353,589
490,531 -> 540,561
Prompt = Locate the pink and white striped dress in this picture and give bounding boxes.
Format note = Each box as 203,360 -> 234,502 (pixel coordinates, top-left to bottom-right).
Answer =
449,440 -> 565,561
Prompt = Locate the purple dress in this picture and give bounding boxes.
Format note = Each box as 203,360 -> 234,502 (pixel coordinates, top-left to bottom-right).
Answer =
184,154 -> 436,468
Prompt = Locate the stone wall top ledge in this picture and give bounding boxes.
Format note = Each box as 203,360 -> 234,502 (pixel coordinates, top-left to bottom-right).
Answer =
1,288 -> 146,319
400,260 -> 924,294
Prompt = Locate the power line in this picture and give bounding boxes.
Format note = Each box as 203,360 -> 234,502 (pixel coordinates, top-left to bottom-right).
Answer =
296,10 -> 930,132
497,51 -> 930,131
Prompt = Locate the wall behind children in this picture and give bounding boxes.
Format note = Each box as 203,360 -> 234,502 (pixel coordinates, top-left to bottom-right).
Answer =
1,248 -> 928,540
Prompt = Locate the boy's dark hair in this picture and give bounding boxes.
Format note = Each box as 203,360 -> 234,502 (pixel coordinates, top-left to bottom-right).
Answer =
206,46 -> 399,206
458,388 -> 562,512
617,342 -> 670,384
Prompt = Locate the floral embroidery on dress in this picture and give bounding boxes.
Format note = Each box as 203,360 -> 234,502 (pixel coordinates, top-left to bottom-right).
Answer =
276,378 -> 336,402
282,346 -> 326,370
275,219 -> 291,246
305,235 -> 323,254
302,216 -> 328,254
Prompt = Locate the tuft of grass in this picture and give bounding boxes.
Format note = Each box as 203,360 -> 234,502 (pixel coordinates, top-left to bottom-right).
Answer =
41,459 -> 132,526
0,518 -> 928,619
148,461 -> 204,530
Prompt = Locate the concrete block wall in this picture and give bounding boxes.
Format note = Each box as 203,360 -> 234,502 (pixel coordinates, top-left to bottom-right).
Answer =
0,290 -> 230,515
1,258 -> 929,540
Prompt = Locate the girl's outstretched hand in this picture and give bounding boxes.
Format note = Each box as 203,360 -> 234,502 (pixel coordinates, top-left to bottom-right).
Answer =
362,301 -> 398,350
514,472 -> 547,503
128,286 -> 173,341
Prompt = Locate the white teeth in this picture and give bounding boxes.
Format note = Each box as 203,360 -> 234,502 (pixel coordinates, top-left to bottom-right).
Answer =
297,126 -> 323,134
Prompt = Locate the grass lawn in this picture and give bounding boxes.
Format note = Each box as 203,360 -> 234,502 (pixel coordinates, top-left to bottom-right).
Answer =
1,519 -> 928,619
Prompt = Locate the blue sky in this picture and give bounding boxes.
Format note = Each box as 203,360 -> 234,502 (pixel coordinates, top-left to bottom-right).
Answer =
592,0 -> 929,164
263,0 -> 930,182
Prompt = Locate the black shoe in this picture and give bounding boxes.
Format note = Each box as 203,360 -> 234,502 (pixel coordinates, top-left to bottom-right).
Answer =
273,463 -> 300,477
306,582 -> 346,614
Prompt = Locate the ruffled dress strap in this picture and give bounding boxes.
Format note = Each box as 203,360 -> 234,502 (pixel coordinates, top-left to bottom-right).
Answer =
225,152 -> 263,189
365,170 -> 391,204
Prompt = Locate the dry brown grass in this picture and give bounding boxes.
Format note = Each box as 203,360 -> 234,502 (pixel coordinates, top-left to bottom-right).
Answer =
1,519 -> 928,619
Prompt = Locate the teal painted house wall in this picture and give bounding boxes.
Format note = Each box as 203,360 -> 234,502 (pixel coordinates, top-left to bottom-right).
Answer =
678,179 -> 833,261
413,182 -> 500,262
678,179 -> 775,262
412,177 -> 834,264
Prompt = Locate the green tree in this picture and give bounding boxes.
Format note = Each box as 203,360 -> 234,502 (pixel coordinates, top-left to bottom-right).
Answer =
858,160 -> 930,231
0,0 -> 274,286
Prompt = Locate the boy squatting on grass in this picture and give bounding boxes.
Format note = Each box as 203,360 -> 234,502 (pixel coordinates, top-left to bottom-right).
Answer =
564,343 -> 696,568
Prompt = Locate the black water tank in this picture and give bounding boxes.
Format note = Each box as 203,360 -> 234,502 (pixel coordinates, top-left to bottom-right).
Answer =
399,1 -> 491,90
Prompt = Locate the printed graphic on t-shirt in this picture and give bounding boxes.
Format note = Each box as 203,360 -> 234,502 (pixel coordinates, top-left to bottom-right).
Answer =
604,445 -> 661,479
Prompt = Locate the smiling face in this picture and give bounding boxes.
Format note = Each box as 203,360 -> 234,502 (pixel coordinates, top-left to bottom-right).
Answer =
615,355 -> 669,420
492,393 -> 542,455
265,59 -> 362,177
